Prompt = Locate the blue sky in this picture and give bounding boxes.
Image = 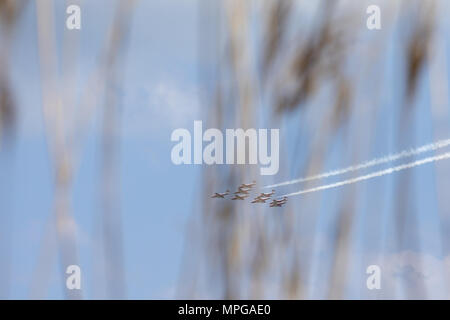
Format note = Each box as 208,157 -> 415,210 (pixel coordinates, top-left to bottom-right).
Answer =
2,0 -> 450,299
2,0 -> 202,299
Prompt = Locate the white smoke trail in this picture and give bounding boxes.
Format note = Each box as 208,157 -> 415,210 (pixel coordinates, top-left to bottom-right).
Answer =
281,151 -> 450,198
265,138 -> 450,188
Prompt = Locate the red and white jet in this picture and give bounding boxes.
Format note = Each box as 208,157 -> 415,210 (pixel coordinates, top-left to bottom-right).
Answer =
232,194 -> 249,200
234,187 -> 250,195
269,197 -> 288,207
239,181 -> 256,189
211,190 -> 230,198
257,190 -> 275,198
251,196 -> 270,204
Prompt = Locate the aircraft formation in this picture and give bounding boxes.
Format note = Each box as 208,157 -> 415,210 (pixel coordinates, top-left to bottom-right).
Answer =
211,181 -> 288,208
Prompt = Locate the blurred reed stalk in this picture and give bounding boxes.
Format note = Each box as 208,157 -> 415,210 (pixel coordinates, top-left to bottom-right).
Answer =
392,1 -> 435,298
98,0 -> 136,299
35,0 -> 82,300
0,0 -> 26,299
32,0 -> 136,299
428,0 -> 450,293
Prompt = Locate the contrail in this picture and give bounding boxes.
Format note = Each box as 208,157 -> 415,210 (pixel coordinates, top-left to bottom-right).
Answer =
281,151 -> 450,198
264,138 -> 450,188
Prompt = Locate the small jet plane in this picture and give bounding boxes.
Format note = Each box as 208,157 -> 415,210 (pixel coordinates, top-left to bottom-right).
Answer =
251,196 -> 270,203
240,181 -> 256,189
269,201 -> 284,207
211,190 -> 230,198
234,188 -> 250,195
257,190 -> 275,198
269,197 -> 288,207
232,194 -> 249,200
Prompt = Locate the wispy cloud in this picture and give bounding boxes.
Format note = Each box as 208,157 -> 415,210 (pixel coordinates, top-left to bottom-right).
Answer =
381,251 -> 450,299
149,81 -> 200,128
123,80 -> 200,138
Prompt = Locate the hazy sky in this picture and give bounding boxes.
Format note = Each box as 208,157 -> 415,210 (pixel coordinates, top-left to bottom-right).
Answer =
2,0 -> 450,299
5,0 -> 201,299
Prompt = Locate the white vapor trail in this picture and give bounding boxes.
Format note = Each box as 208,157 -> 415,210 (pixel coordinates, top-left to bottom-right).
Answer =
264,138 -> 450,188
281,151 -> 450,198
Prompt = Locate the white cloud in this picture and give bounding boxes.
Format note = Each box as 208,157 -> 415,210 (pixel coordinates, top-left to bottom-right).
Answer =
380,250 -> 450,299
149,81 -> 200,128
123,80 -> 201,138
